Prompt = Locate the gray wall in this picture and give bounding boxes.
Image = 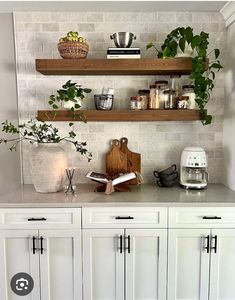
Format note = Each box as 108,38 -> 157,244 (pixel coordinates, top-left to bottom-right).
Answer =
0,13 -> 21,195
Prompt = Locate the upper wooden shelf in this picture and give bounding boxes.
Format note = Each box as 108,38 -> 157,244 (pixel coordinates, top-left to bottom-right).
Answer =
37,109 -> 202,122
35,58 -> 201,76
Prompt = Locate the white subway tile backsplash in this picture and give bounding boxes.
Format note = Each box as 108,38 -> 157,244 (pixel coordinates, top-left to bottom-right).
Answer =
14,11 -> 225,183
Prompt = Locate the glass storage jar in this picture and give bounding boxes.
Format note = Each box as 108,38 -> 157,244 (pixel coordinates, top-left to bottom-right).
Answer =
155,81 -> 168,109
182,85 -> 196,109
138,89 -> 149,110
170,74 -> 181,98
163,89 -> 177,109
130,96 -> 142,110
149,85 -> 160,109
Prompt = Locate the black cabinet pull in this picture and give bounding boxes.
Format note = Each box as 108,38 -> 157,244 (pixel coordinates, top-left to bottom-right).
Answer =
124,235 -> 131,253
127,235 -> 131,253
211,235 -> 218,253
118,235 -> 123,254
203,235 -> 210,253
28,217 -> 47,221
115,216 -> 134,220
40,236 -> 44,254
32,236 -> 36,254
202,216 -> 222,220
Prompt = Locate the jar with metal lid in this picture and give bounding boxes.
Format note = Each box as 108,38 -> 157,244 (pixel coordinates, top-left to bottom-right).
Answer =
182,85 -> 196,109
130,96 -> 142,110
149,85 -> 159,109
163,89 -> 177,109
155,80 -> 168,109
138,89 -> 149,110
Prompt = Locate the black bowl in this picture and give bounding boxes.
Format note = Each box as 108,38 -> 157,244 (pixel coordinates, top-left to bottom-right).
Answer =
156,171 -> 178,187
153,164 -> 177,179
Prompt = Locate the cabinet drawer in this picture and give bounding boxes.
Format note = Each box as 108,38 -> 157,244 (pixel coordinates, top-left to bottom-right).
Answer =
82,207 -> 167,228
0,208 -> 81,229
169,207 -> 235,228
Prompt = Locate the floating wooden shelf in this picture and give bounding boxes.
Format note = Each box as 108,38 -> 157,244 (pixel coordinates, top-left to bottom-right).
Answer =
37,109 -> 202,122
35,58 -> 207,76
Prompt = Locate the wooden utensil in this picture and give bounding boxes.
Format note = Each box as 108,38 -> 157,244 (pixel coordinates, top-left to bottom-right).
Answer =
120,137 -> 141,185
106,139 -> 128,176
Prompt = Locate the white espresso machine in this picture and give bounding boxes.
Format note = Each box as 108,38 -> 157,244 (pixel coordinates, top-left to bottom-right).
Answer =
180,147 -> 208,189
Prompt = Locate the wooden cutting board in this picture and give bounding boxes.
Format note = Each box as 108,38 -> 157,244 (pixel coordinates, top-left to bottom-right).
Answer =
120,137 -> 141,185
106,139 -> 128,176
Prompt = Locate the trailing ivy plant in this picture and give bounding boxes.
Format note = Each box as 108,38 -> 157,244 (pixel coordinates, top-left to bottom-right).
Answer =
146,27 -> 223,125
49,80 -> 91,110
0,119 -> 92,161
48,80 -> 92,122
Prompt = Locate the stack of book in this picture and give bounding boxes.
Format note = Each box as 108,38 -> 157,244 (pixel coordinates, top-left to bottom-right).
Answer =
107,48 -> 141,59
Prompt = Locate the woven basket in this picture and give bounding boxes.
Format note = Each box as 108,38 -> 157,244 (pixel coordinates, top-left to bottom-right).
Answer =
58,41 -> 89,59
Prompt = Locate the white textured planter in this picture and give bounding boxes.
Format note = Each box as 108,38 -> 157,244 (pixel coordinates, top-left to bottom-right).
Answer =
30,143 -> 67,193
176,42 -> 194,58
63,98 -> 82,109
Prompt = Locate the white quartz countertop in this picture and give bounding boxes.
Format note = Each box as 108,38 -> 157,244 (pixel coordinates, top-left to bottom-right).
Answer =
0,183 -> 234,208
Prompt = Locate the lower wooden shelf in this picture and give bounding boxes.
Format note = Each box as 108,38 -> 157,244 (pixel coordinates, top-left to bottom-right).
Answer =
37,109 -> 202,122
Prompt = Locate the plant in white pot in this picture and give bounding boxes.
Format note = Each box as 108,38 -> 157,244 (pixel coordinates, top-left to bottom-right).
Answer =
0,119 -> 92,193
146,26 -> 223,125
49,80 -> 91,111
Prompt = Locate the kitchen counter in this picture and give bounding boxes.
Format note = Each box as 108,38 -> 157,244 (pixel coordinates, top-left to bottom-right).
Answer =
0,183 -> 234,208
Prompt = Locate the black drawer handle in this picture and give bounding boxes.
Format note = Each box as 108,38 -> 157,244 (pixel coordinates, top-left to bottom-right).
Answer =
28,217 -> 47,221
202,216 -> 222,220
115,216 -> 134,220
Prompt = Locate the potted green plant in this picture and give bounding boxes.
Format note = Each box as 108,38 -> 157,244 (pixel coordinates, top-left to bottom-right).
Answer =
146,27 -> 223,125
49,80 -> 92,111
0,119 -> 92,193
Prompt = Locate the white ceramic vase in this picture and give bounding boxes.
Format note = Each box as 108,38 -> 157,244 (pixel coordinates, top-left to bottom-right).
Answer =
176,42 -> 194,58
63,98 -> 82,109
30,143 -> 67,193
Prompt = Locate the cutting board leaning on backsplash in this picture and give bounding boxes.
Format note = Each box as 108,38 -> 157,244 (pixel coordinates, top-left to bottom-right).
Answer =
106,138 -> 141,185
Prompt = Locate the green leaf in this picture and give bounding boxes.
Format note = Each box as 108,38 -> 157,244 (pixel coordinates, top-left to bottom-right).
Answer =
191,35 -> 200,49
179,37 -> 186,52
210,63 -> 221,70
83,88 -> 92,93
185,27 -> 193,43
214,49 -> 220,59
179,27 -> 185,36
146,42 -> 154,49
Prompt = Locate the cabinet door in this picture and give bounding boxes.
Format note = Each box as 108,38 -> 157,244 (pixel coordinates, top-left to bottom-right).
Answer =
39,229 -> 82,300
168,229 -> 210,300
83,229 -> 124,300
210,229 -> 235,300
0,229 -> 40,300
125,229 -> 167,300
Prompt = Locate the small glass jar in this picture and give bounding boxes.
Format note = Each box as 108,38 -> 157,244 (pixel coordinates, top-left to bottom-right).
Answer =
170,74 -> 181,98
138,89 -> 149,110
177,96 -> 189,109
149,85 -> 160,109
155,81 -> 168,109
163,89 -> 177,109
130,96 -> 142,110
182,85 -> 196,109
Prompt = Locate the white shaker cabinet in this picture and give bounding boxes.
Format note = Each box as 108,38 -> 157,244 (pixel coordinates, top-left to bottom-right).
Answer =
82,207 -> 168,300
168,207 -> 235,300
0,229 -> 40,300
83,229 -> 125,300
209,229 -> 235,300
0,208 -> 82,300
167,229 -> 210,300
125,229 -> 167,300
